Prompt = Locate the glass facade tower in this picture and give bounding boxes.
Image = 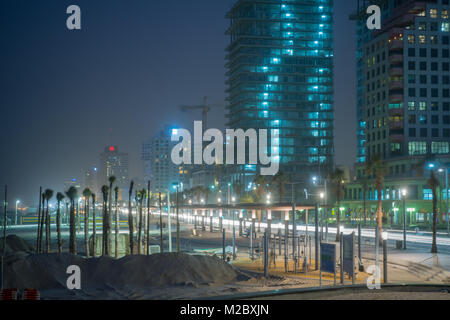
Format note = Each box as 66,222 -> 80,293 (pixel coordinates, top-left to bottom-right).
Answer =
226,0 -> 334,188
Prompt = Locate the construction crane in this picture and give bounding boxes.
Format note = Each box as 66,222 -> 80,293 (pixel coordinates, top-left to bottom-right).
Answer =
179,96 -> 222,132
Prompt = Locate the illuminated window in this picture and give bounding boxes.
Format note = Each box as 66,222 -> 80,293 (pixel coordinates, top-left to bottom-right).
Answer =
423,189 -> 433,200
442,22 -> 450,32
418,35 -> 427,44
442,10 -> 449,19
419,101 -> 427,111
431,142 -> 449,154
430,9 -> 438,19
408,35 -> 415,44
408,141 -> 427,155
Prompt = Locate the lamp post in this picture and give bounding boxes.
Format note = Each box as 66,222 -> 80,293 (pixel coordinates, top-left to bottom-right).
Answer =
171,182 -> 180,253
320,192 -> 325,241
167,190 -> 172,253
402,189 -> 407,250
232,196 -> 236,260
15,200 -> 20,225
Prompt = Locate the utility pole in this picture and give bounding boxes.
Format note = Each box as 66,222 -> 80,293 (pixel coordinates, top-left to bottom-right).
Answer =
167,189 -> 172,253
315,202 -> 319,271
402,189 -> 407,250
175,184 -> 180,253
159,192 -> 163,254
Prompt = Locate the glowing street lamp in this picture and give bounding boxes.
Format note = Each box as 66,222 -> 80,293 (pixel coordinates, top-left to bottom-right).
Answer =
15,200 -> 20,225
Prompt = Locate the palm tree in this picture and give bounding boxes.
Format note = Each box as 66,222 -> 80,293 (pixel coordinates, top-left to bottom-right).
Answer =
428,171 -> 440,254
36,187 -> 42,253
136,189 -> 145,255
128,180 -> 135,255
366,155 -> 387,244
146,181 -> 151,255
38,193 -> 45,253
272,172 -> 287,203
107,176 -> 116,256
114,186 -> 119,259
101,185 -> 109,256
44,189 -> 54,253
82,188 -> 91,257
331,168 -> 345,241
56,192 -> 65,253
91,193 -> 97,257
65,186 -> 78,254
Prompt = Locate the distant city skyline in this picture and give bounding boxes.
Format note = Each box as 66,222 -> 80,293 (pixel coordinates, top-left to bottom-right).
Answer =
0,0 -> 357,206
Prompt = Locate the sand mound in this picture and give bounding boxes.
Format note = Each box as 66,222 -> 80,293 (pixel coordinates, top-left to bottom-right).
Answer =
0,235 -> 35,255
4,252 -> 239,291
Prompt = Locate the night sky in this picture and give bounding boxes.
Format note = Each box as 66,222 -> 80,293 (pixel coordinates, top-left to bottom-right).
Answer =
0,0 -> 357,206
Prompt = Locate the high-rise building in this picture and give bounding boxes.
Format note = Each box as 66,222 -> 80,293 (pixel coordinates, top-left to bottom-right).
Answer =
352,0 -> 450,163
353,0 -> 449,163
83,166 -> 99,196
142,126 -> 189,194
225,0 -> 335,194
99,146 -> 129,193
343,0 -> 450,224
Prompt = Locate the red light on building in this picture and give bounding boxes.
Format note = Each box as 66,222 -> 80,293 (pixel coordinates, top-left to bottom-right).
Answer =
109,146 -> 115,152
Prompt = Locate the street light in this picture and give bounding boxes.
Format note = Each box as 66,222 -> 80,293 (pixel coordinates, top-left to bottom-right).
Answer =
171,182 -> 180,253
231,197 -> 236,260
401,188 -> 407,250
15,200 -> 20,225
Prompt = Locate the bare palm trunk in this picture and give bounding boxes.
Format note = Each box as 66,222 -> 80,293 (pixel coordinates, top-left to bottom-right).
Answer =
69,201 -> 76,254
114,197 -> 119,259
84,201 -> 90,257
431,188 -> 438,253
102,199 -> 107,256
45,199 -> 50,253
138,202 -> 143,255
107,183 -> 113,256
146,181 -> 151,255
128,182 -> 134,255
36,187 -> 42,253
363,189 -> 367,227
92,198 -> 96,257
57,203 -> 62,253
39,195 -> 45,253
377,188 -> 383,246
